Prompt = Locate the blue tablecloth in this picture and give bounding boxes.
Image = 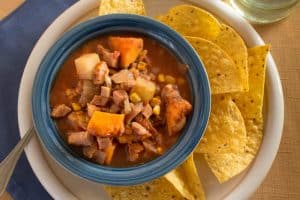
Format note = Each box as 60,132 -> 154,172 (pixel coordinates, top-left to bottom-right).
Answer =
0,0 -> 76,199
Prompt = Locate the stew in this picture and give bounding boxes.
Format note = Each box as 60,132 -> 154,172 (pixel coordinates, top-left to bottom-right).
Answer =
50,34 -> 192,167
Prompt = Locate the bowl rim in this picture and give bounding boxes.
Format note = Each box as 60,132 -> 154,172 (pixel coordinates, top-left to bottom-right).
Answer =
31,14 -> 211,185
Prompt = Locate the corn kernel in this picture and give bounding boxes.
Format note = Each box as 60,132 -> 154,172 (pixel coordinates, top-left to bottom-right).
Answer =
153,105 -> 160,116
137,61 -> 147,70
157,73 -> 165,82
157,147 -> 163,154
165,75 -> 176,84
177,77 -> 185,85
150,97 -> 161,107
71,103 -> 81,111
65,89 -> 72,97
130,92 -> 142,103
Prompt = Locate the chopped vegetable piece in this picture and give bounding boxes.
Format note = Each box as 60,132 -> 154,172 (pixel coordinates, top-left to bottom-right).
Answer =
108,37 -> 143,68
131,78 -> 156,102
113,90 -> 129,106
142,104 -> 153,119
125,102 -> 144,123
90,95 -> 109,107
67,131 -> 93,146
67,111 -> 89,130
150,97 -> 161,107
137,61 -> 147,70
118,134 -> 136,144
104,143 -> 116,164
78,80 -> 98,106
131,122 -> 152,138
157,73 -> 165,82
142,140 -> 157,153
71,103 -> 81,111
165,75 -> 176,84
51,104 -> 71,118
157,146 -> 163,154
123,98 -> 132,114
111,69 -> 135,84
153,105 -> 161,116
87,111 -> 125,137
127,143 -> 144,161
110,103 -> 121,113
82,142 -> 97,158
93,61 -> 109,85
93,150 -> 106,164
100,86 -> 111,98
130,92 -> 142,103
75,53 -> 100,80
87,103 -> 101,117
105,75 -> 112,88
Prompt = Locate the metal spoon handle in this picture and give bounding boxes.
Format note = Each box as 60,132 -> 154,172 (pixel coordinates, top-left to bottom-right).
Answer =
0,127 -> 34,196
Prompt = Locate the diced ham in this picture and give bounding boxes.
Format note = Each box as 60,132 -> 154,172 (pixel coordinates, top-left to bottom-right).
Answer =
123,98 -> 132,114
96,137 -> 112,150
142,104 -> 153,119
142,140 -> 157,154
79,80 -> 98,106
135,115 -> 159,135
93,61 -> 109,85
110,103 -> 121,113
93,150 -> 106,164
119,82 -> 135,92
101,86 -> 111,98
125,102 -> 144,123
131,122 -> 152,138
90,95 -> 109,107
111,69 -> 135,85
161,84 -> 192,135
51,104 -> 71,118
87,103 -> 101,117
105,76 -> 112,88
97,45 -> 120,68
127,143 -> 144,162
67,131 -> 93,146
112,90 -> 128,106
83,142 -> 97,158
117,134 -> 136,144
67,111 -> 88,130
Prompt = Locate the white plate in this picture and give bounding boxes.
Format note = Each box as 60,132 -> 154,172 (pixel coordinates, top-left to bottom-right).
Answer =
18,0 -> 284,199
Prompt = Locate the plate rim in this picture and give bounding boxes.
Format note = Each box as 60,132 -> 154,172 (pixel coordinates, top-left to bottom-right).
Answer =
17,0 -> 284,199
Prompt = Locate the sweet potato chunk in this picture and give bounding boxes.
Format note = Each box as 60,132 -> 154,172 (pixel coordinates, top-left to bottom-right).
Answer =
87,111 -> 125,137
108,37 -> 143,68
104,143 -> 116,165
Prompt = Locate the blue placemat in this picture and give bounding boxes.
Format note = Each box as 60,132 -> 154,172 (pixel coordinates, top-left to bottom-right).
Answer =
0,0 -> 77,199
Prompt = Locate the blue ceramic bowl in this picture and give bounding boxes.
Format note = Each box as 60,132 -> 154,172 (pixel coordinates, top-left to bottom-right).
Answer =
32,14 -> 211,185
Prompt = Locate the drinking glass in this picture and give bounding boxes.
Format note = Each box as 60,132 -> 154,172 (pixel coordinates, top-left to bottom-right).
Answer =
230,0 -> 300,24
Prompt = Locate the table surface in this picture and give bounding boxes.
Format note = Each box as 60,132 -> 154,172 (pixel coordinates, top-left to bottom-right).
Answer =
1,2 -> 300,200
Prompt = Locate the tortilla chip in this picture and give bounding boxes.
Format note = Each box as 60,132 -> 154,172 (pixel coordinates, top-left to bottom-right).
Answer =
165,155 -> 206,200
204,118 -> 263,183
186,36 -> 244,94
214,24 -> 249,91
104,177 -> 185,200
99,0 -> 146,16
158,5 -> 221,40
232,45 -> 270,119
195,95 -> 246,154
